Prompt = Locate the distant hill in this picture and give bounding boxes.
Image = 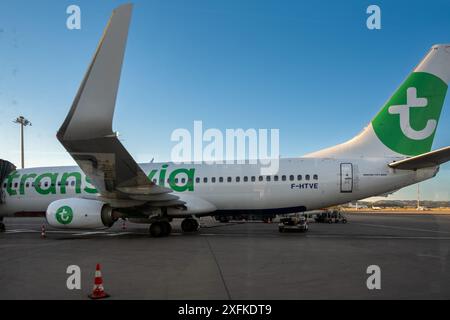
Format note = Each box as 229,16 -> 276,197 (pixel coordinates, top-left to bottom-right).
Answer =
351,200 -> 450,209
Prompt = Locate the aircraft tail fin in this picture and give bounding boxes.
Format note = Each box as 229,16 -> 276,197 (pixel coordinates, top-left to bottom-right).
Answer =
306,44 -> 450,158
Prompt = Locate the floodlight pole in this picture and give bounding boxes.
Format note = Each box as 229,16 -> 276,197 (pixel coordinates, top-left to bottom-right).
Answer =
13,116 -> 32,169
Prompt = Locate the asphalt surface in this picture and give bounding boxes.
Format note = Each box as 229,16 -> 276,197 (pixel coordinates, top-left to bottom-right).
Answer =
1,213 -> 450,299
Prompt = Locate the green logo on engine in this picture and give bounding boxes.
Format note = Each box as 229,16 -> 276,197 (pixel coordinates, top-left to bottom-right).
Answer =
372,72 -> 448,156
55,206 -> 73,225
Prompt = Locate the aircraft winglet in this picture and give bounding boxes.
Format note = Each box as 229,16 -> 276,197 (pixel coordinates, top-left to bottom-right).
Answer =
58,3 -> 133,141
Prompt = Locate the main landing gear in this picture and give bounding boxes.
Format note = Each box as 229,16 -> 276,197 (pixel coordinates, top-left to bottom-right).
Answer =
149,221 -> 172,238
148,217 -> 200,237
181,218 -> 199,233
148,208 -> 173,238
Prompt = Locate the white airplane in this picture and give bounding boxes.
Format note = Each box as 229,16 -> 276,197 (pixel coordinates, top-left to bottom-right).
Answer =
1,4 -> 450,237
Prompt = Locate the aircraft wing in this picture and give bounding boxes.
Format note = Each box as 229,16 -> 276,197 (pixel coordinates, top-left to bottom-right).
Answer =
388,146 -> 450,170
57,4 -> 174,203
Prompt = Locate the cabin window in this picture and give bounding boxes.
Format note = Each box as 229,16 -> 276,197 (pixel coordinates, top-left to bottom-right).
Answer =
243,176 -> 248,182
236,177 -> 240,182
289,175 -> 294,181
274,175 -> 279,182
26,182 -> 30,188
71,181 -> 75,186
203,177 -> 208,183
227,177 -> 232,183
282,175 -> 286,181
297,175 -> 302,181
259,176 -> 263,182
211,177 -> 216,183
266,176 -> 271,182
14,183 -> 18,188
219,177 -> 224,183
313,174 -> 318,180
196,177 -> 200,183
2,183 -> 6,188
305,175 -> 310,181
181,178 -> 186,184
57,181 -> 61,186
251,176 -> 256,182
152,179 -> 157,184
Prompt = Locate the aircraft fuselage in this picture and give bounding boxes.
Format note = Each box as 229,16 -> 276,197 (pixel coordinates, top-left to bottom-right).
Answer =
0,157 -> 438,217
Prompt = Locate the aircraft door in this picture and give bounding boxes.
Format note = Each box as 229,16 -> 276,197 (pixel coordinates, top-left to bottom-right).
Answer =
340,163 -> 353,193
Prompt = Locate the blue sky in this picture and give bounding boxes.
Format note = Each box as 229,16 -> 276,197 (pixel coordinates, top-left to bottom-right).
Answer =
0,0 -> 450,200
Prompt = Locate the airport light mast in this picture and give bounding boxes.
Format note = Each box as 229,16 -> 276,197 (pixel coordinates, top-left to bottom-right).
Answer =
13,116 -> 32,169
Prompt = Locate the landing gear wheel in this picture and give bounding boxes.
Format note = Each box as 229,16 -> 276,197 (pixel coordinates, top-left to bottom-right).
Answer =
149,221 -> 172,237
149,222 -> 164,237
161,221 -> 172,236
0,222 -> 5,233
181,218 -> 199,233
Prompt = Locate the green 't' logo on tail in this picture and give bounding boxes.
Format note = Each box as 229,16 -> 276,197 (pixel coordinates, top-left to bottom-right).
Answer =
56,206 -> 73,225
372,72 -> 448,156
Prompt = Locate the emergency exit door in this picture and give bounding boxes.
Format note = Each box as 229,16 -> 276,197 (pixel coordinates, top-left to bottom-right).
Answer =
340,163 -> 353,193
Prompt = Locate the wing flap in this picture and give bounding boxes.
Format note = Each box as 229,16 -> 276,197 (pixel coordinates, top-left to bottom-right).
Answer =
127,193 -> 180,202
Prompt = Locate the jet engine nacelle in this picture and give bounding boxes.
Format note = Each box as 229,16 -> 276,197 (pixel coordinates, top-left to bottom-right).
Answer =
46,198 -> 117,229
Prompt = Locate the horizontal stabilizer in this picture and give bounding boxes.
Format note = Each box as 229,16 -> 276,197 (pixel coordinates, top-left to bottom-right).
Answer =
388,146 -> 450,170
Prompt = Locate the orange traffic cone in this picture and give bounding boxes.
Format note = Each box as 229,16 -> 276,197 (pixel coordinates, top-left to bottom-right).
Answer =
40,225 -> 46,239
88,264 -> 110,299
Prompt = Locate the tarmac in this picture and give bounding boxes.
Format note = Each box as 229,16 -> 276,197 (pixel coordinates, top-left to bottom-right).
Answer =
1,213 -> 450,299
